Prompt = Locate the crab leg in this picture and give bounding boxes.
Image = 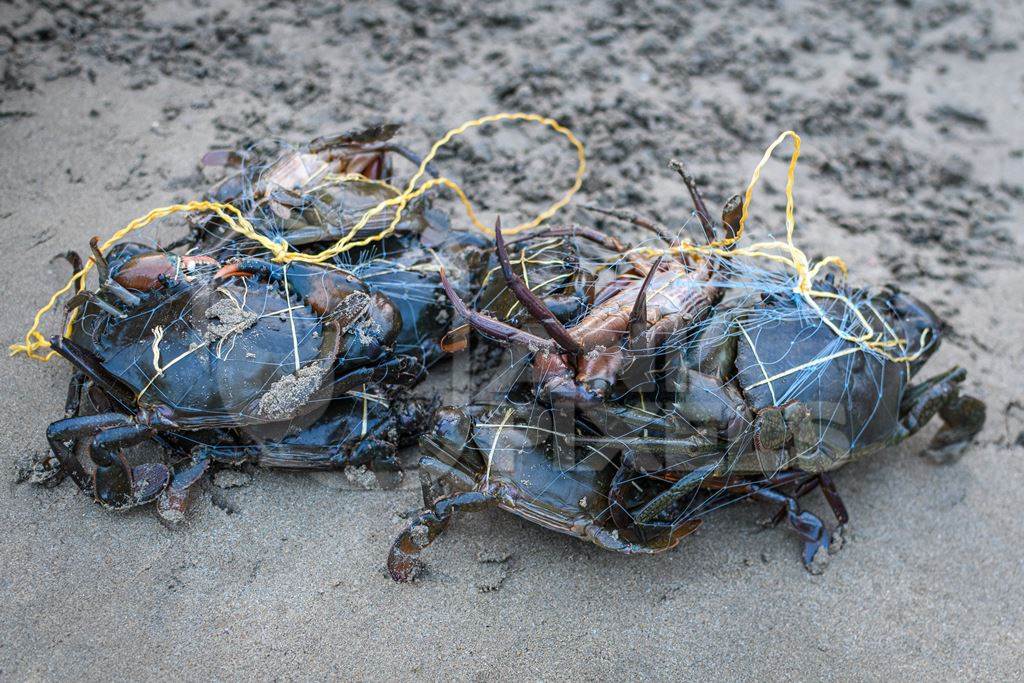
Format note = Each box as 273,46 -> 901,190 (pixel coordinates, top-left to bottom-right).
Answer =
507,223 -> 626,253
64,371 -> 87,418
327,355 -> 425,395
88,237 -> 141,306
581,517 -> 699,553
388,490 -> 499,582
438,267 -> 558,352
156,455 -> 211,526
372,143 -> 440,178
49,336 -> 137,410
46,412 -> 133,493
89,236 -> 111,283
769,475 -> 821,527
64,290 -> 127,319
709,475 -> 831,568
627,254 -> 663,346
495,219 -> 582,354
89,424 -> 168,509
669,160 -> 716,244
582,205 -> 678,246
53,250 -> 84,277
634,463 -> 720,525
747,483 -> 830,568
817,474 -> 850,525
45,413 -> 170,510
721,194 -> 742,242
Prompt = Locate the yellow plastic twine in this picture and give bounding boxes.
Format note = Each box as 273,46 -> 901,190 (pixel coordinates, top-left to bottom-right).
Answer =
11,201 -> 263,361
633,130 -> 927,364
11,112 -> 586,361
11,115 -> 921,367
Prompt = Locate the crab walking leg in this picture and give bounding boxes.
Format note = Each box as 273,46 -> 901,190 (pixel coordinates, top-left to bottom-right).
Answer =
327,355 -> 425,395
438,266 -> 558,352
266,214 -> 396,248
157,438 -> 402,526
46,414 -> 171,510
581,205 -> 678,247
159,392 -> 435,526
633,464 -> 721,525
580,518 -> 699,554
373,143 -> 440,178
29,371 -> 92,488
931,396 -> 986,456
157,455 -> 211,526
46,413 -> 135,493
505,222 -> 651,272
669,160 -> 716,243
195,439 -> 398,471
54,249 -> 85,276
768,474 -> 822,527
50,336 -> 137,409
900,367 -> 968,434
507,223 -> 627,253
816,474 -> 850,525
388,490 -> 499,582
728,478 -> 832,568
899,367 -> 986,461
64,371 -> 87,418
494,219 -> 581,354
304,134 -> 440,178
89,424 -> 170,509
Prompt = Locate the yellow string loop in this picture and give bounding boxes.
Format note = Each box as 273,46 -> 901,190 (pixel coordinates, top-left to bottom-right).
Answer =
9,201 -> 264,361
10,113 -> 585,361
281,111 -> 586,264
10,115 -> 920,367
631,130 -> 924,364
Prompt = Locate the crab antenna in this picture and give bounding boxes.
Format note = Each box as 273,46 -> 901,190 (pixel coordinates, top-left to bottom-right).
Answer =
438,265 -> 557,352
669,160 -> 716,244
494,218 -> 583,354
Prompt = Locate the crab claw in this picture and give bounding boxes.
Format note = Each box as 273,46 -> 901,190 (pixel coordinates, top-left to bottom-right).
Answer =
113,253 -> 219,291
214,262 -> 254,280
95,461 -> 170,511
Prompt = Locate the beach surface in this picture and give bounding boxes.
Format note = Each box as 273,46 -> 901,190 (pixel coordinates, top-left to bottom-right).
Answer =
1,0 -> 1022,678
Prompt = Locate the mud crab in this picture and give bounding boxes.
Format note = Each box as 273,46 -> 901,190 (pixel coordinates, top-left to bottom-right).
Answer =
36,125 -> 609,520
192,124 -> 592,258
388,168 -> 986,580
196,123 -> 442,252
189,125 -> 593,367
37,222 -> 597,521
39,239 -> 428,520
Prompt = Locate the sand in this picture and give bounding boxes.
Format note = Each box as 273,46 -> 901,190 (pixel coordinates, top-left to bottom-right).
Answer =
1,0 -> 1022,679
